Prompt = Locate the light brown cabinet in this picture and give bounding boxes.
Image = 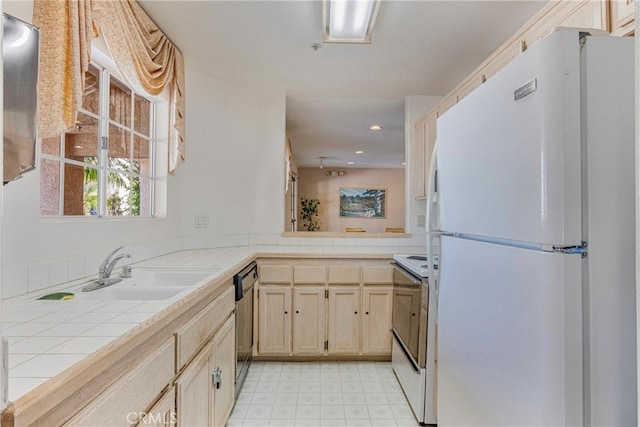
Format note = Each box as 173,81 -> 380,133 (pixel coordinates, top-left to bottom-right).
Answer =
611,0 -> 635,35
412,112 -> 437,201
212,316 -> 236,427
412,118 -> 427,200
138,387 -> 176,427
292,286 -> 325,355
256,259 -> 395,359
328,286 -> 361,354
258,286 -> 292,355
65,338 -> 175,427
362,287 -> 393,354
175,315 -> 235,427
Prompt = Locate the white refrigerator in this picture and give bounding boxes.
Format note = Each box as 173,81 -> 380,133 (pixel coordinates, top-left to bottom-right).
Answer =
431,29 -> 636,426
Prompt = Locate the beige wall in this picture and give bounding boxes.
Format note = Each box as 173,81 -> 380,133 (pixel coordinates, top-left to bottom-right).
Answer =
297,167 -> 405,233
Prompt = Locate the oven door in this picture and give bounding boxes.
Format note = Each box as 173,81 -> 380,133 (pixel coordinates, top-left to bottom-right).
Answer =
392,263 -> 427,369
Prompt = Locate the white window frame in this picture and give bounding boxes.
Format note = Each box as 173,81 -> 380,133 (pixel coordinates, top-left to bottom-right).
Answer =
40,49 -> 164,219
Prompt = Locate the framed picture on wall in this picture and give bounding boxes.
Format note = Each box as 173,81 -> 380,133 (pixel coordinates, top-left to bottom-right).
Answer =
339,188 -> 387,218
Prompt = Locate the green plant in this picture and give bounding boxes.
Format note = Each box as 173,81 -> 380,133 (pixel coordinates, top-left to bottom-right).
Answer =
300,197 -> 320,231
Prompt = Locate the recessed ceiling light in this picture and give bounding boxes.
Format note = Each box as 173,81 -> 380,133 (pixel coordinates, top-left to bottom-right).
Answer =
347,161 -> 354,165
401,162 -> 406,166
355,150 -> 364,154
370,125 -> 382,131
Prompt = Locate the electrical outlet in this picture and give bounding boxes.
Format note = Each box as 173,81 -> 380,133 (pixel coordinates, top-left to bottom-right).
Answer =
194,214 -> 209,228
417,215 -> 426,228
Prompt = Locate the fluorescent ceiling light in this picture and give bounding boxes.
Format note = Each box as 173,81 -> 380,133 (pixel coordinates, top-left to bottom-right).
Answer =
370,124 -> 382,131
355,150 -> 364,154
323,0 -> 381,44
347,161 -> 355,165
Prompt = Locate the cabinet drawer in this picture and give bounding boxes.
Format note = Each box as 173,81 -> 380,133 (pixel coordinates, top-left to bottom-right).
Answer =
259,265 -> 292,284
137,386 -> 176,426
328,265 -> 361,284
293,266 -> 326,284
176,285 -> 234,371
66,338 -> 174,427
363,266 -> 393,284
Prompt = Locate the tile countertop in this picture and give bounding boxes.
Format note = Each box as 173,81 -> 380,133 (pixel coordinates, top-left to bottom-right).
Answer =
2,244 -> 423,403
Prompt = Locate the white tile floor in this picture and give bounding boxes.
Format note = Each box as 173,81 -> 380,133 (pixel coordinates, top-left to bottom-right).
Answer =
227,361 -> 420,427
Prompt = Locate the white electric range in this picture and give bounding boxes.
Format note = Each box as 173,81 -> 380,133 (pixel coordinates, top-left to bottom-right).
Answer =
392,254 -> 429,278
391,253 -> 437,426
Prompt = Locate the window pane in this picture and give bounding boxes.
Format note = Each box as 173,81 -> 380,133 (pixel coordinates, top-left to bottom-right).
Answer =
134,94 -> 150,136
132,175 -> 152,216
63,163 -> 98,216
108,124 -> 132,172
106,172 -> 133,216
109,77 -> 131,127
133,136 -> 150,176
40,159 -> 60,216
41,136 -> 60,156
65,113 -> 98,161
82,64 -> 100,115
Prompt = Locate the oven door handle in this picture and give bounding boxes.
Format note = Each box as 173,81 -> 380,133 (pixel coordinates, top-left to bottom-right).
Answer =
391,262 -> 423,284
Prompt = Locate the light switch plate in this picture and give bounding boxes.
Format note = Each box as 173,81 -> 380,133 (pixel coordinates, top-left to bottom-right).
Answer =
417,215 -> 426,228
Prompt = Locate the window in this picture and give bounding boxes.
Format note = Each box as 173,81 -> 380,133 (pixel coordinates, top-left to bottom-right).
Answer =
40,61 -> 156,217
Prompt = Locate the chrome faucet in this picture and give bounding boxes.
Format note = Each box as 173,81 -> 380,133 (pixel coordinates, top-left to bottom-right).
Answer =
97,246 -> 132,286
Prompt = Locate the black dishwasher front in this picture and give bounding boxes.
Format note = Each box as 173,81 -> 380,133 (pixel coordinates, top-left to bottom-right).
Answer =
233,261 -> 257,398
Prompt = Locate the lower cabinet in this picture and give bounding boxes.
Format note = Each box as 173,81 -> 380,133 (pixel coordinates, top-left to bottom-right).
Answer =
328,286 -> 361,354
65,338 -> 175,427
362,287 -> 393,354
138,387 -> 176,427
258,286 -> 292,355
292,287 -> 325,355
175,315 -> 236,427
257,282 -> 393,357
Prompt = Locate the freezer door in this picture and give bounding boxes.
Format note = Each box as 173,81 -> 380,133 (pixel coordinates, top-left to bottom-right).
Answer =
437,30 -> 582,245
438,236 -> 583,426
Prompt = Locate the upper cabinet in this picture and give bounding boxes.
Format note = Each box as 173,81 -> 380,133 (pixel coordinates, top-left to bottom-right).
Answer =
610,0 -> 635,35
412,112 -> 437,200
527,0 -> 607,45
419,0 -> 623,132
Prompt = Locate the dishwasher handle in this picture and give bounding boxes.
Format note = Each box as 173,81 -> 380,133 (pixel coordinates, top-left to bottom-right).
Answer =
234,261 -> 258,301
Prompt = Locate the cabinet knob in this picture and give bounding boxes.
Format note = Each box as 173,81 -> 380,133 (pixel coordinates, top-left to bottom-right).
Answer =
284,311 -> 288,314
354,311 -> 358,314
365,311 -> 369,315
296,310 -> 299,314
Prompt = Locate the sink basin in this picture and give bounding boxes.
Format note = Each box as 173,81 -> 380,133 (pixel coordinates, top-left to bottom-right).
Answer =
62,268 -> 219,302
127,268 -> 219,287
74,285 -> 187,301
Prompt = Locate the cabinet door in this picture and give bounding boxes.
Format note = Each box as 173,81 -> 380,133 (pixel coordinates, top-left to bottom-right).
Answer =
212,316 -> 236,427
362,287 -> 393,354
412,119 -> 427,200
176,340 -> 213,427
485,38 -> 524,80
258,286 -> 292,355
328,286 -> 361,354
292,287 -> 326,355
138,387 -> 176,427
611,0 -> 635,36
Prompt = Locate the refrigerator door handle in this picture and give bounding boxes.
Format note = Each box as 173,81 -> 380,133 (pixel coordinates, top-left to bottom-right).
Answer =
542,242 -> 588,258
426,142 -> 440,279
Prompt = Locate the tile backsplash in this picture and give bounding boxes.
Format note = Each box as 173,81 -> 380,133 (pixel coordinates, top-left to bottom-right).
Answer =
2,233 -> 426,299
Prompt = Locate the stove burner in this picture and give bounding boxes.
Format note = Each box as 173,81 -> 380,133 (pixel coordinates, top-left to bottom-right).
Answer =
407,255 -> 427,261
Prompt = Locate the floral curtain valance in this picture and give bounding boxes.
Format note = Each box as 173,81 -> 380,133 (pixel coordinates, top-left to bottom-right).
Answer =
33,0 -> 186,173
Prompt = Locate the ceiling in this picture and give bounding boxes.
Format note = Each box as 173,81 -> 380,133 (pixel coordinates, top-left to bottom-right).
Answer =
139,0 -> 547,169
